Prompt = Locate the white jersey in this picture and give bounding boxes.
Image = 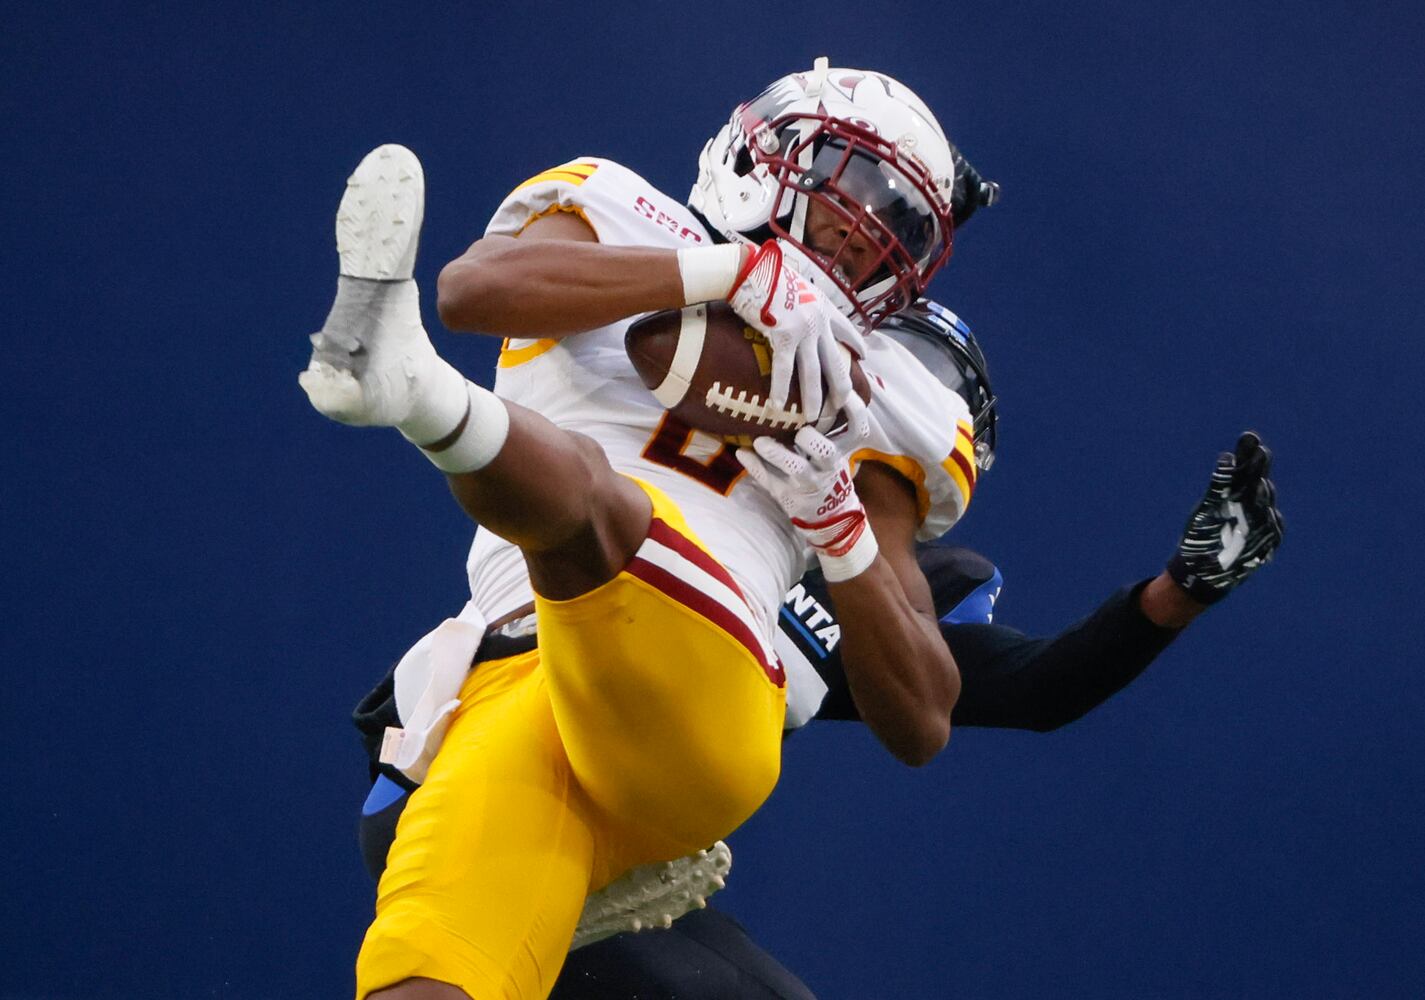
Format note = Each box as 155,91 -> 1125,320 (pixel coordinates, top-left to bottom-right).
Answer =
846,331 -> 978,538
466,157 -> 976,650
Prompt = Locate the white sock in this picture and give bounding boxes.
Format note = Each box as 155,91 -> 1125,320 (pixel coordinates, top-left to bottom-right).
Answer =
404,380 -> 511,474
394,356 -> 470,446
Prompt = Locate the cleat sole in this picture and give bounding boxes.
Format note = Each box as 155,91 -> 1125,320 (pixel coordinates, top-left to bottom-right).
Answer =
336,144 -> 424,281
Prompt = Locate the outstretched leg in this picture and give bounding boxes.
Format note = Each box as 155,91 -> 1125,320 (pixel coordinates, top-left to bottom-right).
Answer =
437,413 -> 652,600
300,144 -> 650,599
305,147 -> 782,1000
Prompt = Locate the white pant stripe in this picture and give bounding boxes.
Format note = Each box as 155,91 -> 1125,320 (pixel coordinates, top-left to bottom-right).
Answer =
636,536 -> 776,664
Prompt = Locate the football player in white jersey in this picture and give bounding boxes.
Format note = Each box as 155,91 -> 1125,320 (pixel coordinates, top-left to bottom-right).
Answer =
347,305 -> 1284,1000
301,60 -> 982,1000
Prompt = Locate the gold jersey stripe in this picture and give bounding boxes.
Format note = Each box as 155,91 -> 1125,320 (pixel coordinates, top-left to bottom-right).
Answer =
514,202 -> 596,237
848,448 -> 932,523
497,338 -> 560,368
513,161 -> 599,191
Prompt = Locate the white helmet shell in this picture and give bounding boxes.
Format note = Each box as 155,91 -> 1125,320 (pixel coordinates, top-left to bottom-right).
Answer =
690,58 -> 959,328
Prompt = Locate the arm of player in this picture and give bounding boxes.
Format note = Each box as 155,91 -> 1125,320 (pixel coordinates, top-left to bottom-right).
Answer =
828,462 -> 961,764
436,211 -> 750,338
792,434 -> 1284,735
437,211 -> 679,336
942,583 -> 1184,732
737,416 -> 959,765
907,431 -> 1284,730
789,547 -> 1184,733
948,433 -> 1283,728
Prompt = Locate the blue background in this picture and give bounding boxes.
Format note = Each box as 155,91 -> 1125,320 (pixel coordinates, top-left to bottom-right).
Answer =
4,2 -> 1421,997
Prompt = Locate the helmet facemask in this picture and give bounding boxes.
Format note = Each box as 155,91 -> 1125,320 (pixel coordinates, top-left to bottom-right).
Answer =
740,114 -> 954,329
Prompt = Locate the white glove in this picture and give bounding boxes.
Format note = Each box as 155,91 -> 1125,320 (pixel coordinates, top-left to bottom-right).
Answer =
736,402 -> 879,582
727,239 -> 867,420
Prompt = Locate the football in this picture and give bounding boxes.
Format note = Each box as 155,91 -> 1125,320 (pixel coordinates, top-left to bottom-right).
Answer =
625,302 -> 871,444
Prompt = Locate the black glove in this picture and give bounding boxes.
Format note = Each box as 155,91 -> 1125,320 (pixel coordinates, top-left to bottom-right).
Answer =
1166,432 -> 1285,605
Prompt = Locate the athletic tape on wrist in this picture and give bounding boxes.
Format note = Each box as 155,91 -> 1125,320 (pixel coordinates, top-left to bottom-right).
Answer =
413,382 -> 510,474
677,244 -> 746,305
818,526 -> 880,583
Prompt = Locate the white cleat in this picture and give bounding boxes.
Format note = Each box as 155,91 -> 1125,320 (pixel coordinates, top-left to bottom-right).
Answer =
299,144 -> 446,429
570,841 -> 734,950
336,143 -> 424,281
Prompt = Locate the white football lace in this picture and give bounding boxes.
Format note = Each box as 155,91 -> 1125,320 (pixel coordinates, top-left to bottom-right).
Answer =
705,381 -> 803,429
570,841 -> 732,950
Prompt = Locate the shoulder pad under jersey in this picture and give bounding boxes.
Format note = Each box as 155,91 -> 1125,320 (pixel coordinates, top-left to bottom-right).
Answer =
918,544 -> 1004,625
485,157 -> 711,250
853,335 -> 979,538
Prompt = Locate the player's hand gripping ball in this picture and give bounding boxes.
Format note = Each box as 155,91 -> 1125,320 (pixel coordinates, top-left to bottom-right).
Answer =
734,405 -> 878,582
725,239 -> 867,418
626,301 -> 872,444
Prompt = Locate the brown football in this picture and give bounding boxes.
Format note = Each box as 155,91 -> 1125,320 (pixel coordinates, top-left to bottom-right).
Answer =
625,302 -> 871,444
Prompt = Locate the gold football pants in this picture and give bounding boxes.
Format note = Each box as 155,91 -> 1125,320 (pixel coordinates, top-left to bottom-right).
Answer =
355,480 -> 786,998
